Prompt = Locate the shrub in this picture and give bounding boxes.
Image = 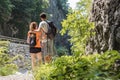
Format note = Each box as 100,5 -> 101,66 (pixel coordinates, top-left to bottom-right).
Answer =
0,41 -> 18,76
34,50 -> 120,80
56,46 -> 69,57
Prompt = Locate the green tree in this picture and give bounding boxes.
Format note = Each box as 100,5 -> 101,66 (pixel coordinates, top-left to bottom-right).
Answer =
61,0 -> 94,54
7,0 -> 49,38
0,0 -> 13,23
8,0 -> 37,38
31,0 -> 49,23
0,0 -> 13,35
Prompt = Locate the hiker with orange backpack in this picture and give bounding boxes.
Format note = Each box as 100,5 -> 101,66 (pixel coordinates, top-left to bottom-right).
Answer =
27,22 -> 42,70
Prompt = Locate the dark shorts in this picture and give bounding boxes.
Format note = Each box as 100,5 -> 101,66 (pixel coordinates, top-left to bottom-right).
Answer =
30,47 -> 41,53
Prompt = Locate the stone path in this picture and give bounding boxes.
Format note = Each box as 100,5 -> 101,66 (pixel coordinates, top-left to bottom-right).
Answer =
0,71 -> 34,80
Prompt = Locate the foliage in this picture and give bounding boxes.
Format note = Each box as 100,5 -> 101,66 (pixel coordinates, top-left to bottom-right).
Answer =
61,0 -> 94,54
34,50 -> 120,80
61,14 -> 94,54
0,0 -> 13,23
31,0 -> 48,23
0,0 -> 69,39
8,0 -> 38,38
76,0 -> 92,13
0,41 -> 18,76
56,46 -> 69,57
1,0 -> 49,38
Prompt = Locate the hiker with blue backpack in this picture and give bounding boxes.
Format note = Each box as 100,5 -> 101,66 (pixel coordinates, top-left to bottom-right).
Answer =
37,12 -> 57,63
27,22 -> 42,70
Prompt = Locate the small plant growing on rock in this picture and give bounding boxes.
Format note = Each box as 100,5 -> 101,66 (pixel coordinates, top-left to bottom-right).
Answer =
0,41 -> 18,76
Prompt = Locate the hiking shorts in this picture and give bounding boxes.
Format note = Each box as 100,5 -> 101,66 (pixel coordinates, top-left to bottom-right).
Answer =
30,47 -> 41,53
41,39 -> 54,56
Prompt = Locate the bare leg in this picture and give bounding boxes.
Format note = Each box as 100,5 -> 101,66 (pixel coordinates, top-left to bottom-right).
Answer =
30,53 -> 36,70
36,52 -> 42,66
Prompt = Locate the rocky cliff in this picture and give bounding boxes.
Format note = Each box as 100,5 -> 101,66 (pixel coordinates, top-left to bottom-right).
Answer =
86,0 -> 120,54
47,0 -> 66,30
46,0 -> 70,51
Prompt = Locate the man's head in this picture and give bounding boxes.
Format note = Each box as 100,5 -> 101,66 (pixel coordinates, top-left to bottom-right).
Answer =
40,12 -> 47,20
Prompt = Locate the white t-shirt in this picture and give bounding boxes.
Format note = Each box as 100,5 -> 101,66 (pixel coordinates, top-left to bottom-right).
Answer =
38,20 -> 49,42
38,21 -> 49,33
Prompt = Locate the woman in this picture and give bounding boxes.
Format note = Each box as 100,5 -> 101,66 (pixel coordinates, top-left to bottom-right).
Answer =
27,22 -> 42,70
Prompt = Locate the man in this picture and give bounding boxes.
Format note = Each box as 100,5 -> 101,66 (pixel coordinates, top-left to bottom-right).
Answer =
38,12 -> 54,63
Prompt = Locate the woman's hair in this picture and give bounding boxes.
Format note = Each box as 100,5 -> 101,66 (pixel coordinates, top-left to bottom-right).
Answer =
29,22 -> 38,31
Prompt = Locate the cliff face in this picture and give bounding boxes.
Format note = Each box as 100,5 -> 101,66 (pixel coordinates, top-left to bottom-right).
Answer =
46,0 -> 70,50
47,0 -> 66,29
86,0 -> 120,54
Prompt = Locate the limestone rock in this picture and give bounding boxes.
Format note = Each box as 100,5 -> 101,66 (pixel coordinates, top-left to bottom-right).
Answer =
86,0 -> 120,54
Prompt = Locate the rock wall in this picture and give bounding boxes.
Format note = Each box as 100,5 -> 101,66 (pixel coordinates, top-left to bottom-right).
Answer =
8,43 -> 31,70
47,0 -> 66,30
86,0 -> 120,54
46,0 -> 71,52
